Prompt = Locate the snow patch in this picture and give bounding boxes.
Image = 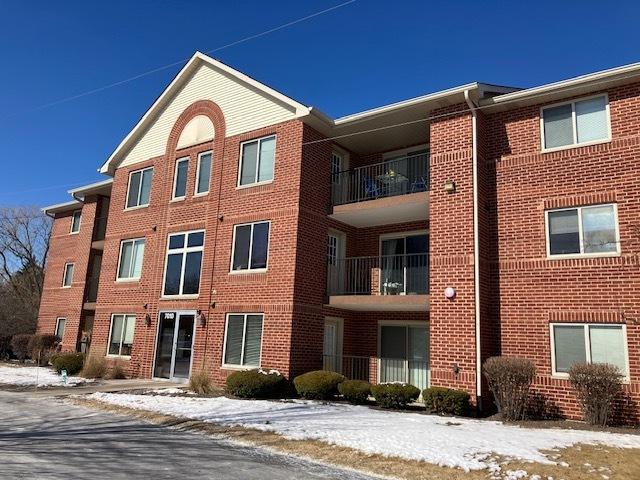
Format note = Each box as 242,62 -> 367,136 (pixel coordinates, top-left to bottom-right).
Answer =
90,392 -> 640,472
0,365 -> 88,387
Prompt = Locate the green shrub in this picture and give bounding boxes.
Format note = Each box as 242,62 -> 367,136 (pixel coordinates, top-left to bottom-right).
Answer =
226,369 -> 289,399
293,370 -> 345,400
569,362 -> 623,426
423,387 -> 470,416
371,383 -> 420,409
483,356 -> 536,421
338,379 -> 371,404
81,354 -> 107,379
28,334 -> 59,366
52,352 -> 85,375
10,334 -> 33,362
189,369 -> 215,395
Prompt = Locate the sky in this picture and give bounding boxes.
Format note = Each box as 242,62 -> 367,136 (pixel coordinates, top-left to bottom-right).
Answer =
0,0 -> 639,208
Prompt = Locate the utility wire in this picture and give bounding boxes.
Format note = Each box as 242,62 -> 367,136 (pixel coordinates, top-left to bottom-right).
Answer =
0,0 -> 356,121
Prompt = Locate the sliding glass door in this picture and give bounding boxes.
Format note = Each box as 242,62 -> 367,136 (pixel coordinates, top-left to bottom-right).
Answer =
380,233 -> 428,295
379,323 -> 429,390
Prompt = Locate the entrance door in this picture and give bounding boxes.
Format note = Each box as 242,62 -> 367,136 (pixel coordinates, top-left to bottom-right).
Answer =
327,232 -> 345,294
154,312 -> 196,381
379,323 -> 429,390
323,317 -> 343,373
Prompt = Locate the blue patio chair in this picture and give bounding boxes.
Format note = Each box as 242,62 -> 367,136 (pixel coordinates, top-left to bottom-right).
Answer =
363,176 -> 382,198
411,176 -> 428,193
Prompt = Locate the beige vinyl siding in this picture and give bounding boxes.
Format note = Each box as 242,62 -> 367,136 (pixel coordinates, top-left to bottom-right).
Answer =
120,63 -> 299,168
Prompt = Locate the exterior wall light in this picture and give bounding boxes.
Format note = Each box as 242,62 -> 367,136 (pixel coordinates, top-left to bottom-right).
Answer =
197,310 -> 207,327
444,287 -> 456,299
444,180 -> 456,194
144,313 -> 152,326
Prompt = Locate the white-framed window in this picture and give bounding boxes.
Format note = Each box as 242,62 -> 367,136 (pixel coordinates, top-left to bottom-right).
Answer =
541,94 -> 610,151
231,221 -> 270,272
70,210 -> 81,234
222,313 -> 263,368
162,230 -> 205,297
545,204 -> 619,258
126,166 -> 153,209
172,157 -> 189,200
117,238 -> 145,280
195,151 -> 212,195
550,323 -> 628,378
238,135 -> 276,187
55,317 -> 66,340
331,152 -> 343,183
108,314 -> 136,357
62,263 -> 74,287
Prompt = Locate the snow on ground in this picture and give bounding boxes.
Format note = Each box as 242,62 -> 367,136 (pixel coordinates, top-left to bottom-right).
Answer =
91,392 -> 640,472
0,365 -> 88,387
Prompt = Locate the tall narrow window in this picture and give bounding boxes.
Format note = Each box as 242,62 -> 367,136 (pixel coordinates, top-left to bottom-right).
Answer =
108,314 -> 136,357
117,238 -> 145,280
62,263 -> 74,287
195,151 -> 212,195
542,95 -> 609,150
238,135 -> 276,186
546,204 -> 619,257
223,313 -> 263,367
70,210 -> 81,233
55,318 -> 66,340
231,221 -> 270,271
172,157 -> 189,200
126,167 -> 153,208
163,230 -> 205,296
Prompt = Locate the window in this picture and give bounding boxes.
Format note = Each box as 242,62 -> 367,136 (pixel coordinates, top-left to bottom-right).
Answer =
223,313 -> 263,367
238,135 -> 275,186
551,323 -> 627,377
55,318 -> 66,340
172,157 -> 189,200
546,204 -> 619,257
195,151 -> 212,195
117,238 -> 145,280
70,210 -> 81,233
62,263 -> 74,287
331,152 -> 343,183
126,167 -> 153,209
162,230 -> 205,296
231,221 -> 270,272
541,95 -> 610,150
108,314 -> 136,357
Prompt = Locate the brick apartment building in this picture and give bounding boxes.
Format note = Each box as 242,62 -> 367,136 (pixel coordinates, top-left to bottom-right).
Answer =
38,52 -> 640,421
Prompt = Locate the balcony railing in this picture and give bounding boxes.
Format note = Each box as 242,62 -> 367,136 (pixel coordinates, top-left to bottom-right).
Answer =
84,275 -> 100,303
92,216 -> 108,242
327,253 -> 428,296
323,354 -> 429,391
331,153 -> 429,206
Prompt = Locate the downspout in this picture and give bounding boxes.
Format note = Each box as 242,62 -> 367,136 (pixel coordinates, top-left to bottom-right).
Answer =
464,89 -> 483,411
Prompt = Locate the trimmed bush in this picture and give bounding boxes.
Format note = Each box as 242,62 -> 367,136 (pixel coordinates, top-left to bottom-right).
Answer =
293,370 -> 345,400
81,354 -> 107,379
371,383 -> 420,409
189,369 -> 215,395
484,356 -> 536,421
569,362 -> 623,426
28,334 -> 59,366
10,334 -> 33,362
338,380 -> 371,404
109,361 -> 127,380
423,387 -> 470,416
52,352 -> 85,375
226,369 -> 289,399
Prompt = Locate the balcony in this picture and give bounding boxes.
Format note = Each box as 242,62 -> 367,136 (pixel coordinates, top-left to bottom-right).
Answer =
83,275 -> 100,310
330,153 -> 429,228
91,216 -> 108,250
322,354 -> 429,391
327,253 -> 429,311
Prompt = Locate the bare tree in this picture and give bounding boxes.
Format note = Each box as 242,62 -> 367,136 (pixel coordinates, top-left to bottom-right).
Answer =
0,207 -> 52,335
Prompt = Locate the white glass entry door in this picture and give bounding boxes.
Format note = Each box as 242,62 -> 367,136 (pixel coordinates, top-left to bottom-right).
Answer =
154,311 -> 196,381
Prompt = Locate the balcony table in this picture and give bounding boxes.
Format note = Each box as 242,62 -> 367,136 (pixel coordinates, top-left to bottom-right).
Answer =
376,172 -> 409,196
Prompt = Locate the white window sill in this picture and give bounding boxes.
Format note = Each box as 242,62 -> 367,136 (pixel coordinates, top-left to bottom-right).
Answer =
229,268 -> 268,275
69,231 -> 80,235
546,251 -> 621,261
124,204 -> 149,212
170,197 -> 186,203
236,180 -> 273,190
552,372 -> 630,384
106,354 -> 131,360
193,191 -> 209,198
541,138 -> 611,154
221,364 -> 260,371
160,294 -> 199,300
116,278 -> 141,283
61,285 -> 72,289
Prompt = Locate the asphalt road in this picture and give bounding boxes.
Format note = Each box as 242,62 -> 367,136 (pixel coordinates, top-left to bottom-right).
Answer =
0,391 -> 375,480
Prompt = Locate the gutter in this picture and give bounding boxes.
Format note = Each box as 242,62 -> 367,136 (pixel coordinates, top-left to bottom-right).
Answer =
464,89 -> 483,410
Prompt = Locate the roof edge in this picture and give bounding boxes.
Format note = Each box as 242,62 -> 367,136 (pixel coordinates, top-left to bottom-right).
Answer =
41,200 -> 82,215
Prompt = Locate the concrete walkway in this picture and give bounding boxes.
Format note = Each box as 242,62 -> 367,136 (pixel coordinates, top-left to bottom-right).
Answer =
23,378 -> 182,397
